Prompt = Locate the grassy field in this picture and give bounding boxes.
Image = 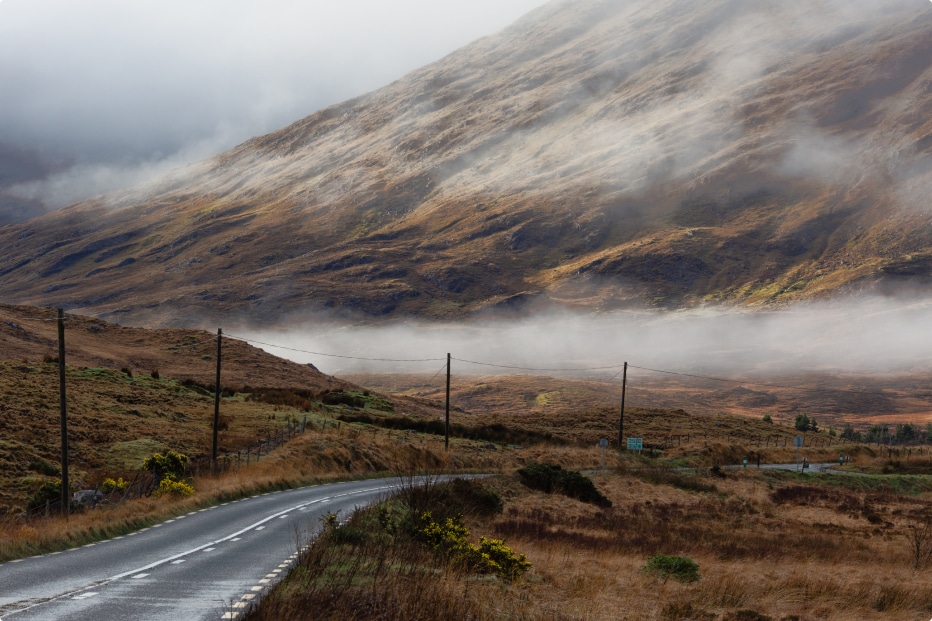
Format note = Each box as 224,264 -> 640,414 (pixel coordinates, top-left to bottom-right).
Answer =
4,305 -> 932,619
243,465 -> 932,621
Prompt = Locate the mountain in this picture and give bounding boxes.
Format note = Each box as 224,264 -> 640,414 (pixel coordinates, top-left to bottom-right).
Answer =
0,0 -> 930,326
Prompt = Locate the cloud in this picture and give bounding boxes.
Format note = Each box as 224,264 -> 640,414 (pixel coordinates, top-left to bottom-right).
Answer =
0,0 -> 547,210
240,297 -> 932,378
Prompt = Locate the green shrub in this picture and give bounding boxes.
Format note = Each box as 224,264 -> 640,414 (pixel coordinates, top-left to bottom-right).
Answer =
642,554 -> 700,583
26,481 -> 62,512
517,462 -> 611,507
27,458 -> 60,476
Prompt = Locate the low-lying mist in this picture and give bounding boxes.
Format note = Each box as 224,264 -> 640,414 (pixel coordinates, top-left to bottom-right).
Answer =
237,297 -> 932,381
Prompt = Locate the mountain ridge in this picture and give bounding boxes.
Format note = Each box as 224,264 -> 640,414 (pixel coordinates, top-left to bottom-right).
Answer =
0,0 -> 930,326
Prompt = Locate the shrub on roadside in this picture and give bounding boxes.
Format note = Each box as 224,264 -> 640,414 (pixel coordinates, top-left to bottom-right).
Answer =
416,511 -> 531,581
142,450 -> 188,482
517,462 -> 611,507
154,474 -> 194,497
26,481 -> 62,513
101,477 -> 130,493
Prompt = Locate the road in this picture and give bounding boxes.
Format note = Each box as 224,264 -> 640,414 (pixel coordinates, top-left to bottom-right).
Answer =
741,462 -> 839,473
0,477 -> 413,621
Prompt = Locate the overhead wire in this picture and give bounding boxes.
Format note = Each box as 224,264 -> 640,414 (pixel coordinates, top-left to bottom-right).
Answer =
224,333 -> 446,363
451,357 -> 627,373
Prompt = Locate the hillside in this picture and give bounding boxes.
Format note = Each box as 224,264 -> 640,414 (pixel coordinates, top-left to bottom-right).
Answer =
0,0 -> 930,325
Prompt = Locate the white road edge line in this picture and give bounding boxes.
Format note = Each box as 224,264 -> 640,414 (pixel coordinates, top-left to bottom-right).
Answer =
105,484 -> 393,581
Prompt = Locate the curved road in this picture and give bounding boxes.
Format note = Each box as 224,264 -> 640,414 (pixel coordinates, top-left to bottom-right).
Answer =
0,478 -> 413,621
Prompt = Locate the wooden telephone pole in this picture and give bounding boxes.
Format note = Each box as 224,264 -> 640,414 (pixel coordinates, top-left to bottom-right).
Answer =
57,309 -> 70,518
617,362 -> 627,449
212,328 -> 222,469
445,353 -> 451,450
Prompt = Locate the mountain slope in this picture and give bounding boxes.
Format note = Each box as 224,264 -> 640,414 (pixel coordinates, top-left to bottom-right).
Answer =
0,0 -> 930,326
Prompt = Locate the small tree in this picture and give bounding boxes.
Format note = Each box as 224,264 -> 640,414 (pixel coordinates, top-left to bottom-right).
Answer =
794,414 -> 810,432
762,414 -> 773,424
841,424 -> 861,442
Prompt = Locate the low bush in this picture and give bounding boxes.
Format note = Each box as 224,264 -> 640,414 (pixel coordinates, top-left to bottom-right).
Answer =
417,511 -> 531,581
154,474 -> 194,497
517,462 -> 611,507
642,554 -> 700,584
101,477 -> 130,493
27,458 -> 60,477
634,468 -> 718,493
142,450 -> 188,482
26,481 -> 62,513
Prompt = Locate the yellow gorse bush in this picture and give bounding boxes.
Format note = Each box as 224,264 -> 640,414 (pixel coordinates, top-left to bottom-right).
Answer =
417,511 -> 531,581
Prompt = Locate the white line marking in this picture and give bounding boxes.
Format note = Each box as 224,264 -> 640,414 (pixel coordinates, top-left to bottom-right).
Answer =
258,579 -> 271,584
132,573 -> 150,579
241,594 -> 256,600
97,483 -> 394,584
230,537 -> 242,542
221,613 -> 240,620
203,548 -> 216,552
250,586 -> 264,592
233,602 -> 247,608
171,560 -> 186,564
73,592 -> 98,600
165,519 -> 175,523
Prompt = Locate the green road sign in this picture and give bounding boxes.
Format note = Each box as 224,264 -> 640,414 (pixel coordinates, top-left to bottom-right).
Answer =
627,437 -> 643,451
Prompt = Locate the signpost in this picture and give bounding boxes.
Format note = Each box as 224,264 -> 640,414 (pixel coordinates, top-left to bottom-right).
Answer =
794,436 -> 804,472
599,438 -> 608,471
742,456 -> 748,468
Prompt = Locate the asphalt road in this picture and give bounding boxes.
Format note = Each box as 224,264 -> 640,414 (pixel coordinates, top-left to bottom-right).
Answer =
0,477 -> 414,621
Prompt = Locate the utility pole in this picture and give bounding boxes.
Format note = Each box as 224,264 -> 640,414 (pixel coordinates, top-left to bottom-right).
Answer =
212,328 -> 222,470
617,362 -> 627,449
57,308 -> 69,518
445,353 -> 451,451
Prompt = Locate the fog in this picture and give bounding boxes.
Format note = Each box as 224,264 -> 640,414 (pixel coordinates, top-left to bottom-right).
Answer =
0,0 -> 547,213
237,297 -> 932,380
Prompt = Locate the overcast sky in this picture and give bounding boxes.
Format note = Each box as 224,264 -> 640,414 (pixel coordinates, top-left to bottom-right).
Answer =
0,0 -> 548,213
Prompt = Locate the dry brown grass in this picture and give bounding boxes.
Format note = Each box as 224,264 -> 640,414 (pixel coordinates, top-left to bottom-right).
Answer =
246,469 -> 932,620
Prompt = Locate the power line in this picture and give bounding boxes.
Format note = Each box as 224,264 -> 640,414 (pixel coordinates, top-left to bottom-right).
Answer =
451,357 -> 627,372
224,334 -> 446,363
